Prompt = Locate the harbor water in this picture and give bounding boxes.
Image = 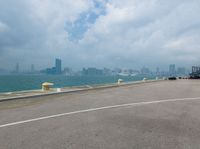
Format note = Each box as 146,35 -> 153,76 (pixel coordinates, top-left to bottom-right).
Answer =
0,75 -> 155,93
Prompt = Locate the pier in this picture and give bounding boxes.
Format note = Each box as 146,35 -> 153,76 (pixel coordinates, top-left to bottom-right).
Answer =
0,79 -> 200,148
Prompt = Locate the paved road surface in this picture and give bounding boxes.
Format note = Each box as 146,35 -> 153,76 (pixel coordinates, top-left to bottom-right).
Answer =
1,80 -> 200,149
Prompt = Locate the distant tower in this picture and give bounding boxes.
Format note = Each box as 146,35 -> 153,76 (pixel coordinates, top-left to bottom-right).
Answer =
31,64 -> 35,73
156,67 -> 160,74
55,58 -> 62,74
169,64 -> 176,76
15,63 -> 19,73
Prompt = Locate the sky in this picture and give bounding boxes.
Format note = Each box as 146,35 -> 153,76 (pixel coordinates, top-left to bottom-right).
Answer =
0,0 -> 200,71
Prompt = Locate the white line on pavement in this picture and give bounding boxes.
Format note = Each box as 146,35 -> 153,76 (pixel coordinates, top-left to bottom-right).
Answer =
1,97 -> 200,129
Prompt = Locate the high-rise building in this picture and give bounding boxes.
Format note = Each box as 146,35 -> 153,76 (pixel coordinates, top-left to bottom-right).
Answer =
156,67 -> 160,75
190,66 -> 200,79
141,67 -> 150,74
31,64 -> 35,73
63,67 -> 72,76
55,58 -> 62,74
42,59 -> 62,75
192,66 -> 200,73
169,64 -> 176,76
82,68 -> 103,76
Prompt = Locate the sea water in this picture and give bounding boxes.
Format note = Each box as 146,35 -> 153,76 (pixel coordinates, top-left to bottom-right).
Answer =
0,75 -> 155,93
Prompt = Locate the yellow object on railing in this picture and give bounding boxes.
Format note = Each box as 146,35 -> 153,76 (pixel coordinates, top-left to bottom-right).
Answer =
42,82 -> 54,91
117,79 -> 124,85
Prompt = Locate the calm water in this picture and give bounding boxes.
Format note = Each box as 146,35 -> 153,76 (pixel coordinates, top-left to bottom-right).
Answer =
0,75 -> 155,93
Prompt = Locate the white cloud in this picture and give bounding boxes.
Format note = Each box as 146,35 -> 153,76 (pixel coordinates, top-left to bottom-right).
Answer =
0,0 -> 200,70
0,21 -> 9,33
77,0 -> 200,68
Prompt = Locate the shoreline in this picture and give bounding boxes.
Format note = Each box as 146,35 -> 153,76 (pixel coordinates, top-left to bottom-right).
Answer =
0,75 -> 157,93
0,79 -> 164,102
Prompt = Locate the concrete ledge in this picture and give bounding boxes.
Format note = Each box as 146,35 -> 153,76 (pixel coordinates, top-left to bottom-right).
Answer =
0,79 -> 165,102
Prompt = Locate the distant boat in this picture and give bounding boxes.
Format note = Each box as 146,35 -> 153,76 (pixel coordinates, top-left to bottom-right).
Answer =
118,73 -> 130,76
118,73 -> 138,77
130,73 -> 138,77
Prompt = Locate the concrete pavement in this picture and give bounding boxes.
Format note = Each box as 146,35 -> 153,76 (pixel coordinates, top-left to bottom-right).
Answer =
0,80 -> 200,149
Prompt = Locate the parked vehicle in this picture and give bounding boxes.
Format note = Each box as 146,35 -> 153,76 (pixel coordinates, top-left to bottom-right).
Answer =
168,77 -> 177,80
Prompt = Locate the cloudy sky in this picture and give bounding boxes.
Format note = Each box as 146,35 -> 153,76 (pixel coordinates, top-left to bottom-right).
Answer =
0,0 -> 200,71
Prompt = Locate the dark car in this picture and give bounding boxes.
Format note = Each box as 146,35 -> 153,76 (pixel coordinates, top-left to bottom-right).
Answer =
168,77 -> 177,80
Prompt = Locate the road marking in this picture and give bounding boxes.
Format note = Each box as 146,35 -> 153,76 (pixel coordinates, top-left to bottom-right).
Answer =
1,97 -> 200,128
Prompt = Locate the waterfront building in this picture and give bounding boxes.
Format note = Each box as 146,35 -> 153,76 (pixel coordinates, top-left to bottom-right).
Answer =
55,59 -> 62,74
82,68 -> 103,76
156,67 -> 160,75
192,66 -> 200,72
103,68 -> 112,76
114,68 -> 122,73
31,64 -> 35,73
190,66 -> 200,79
43,58 -> 62,75
63,67 -> 73,76
141,67 -> 150,75
169,64 -> 176,76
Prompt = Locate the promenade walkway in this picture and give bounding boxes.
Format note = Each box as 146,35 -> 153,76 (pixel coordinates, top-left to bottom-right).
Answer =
0,80 -> 200,149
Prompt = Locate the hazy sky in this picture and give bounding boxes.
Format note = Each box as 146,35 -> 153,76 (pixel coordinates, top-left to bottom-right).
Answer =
0,0 -> 200,71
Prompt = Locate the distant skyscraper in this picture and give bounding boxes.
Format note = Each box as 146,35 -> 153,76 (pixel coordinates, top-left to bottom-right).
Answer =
169,64 -> 176,76
55,58 -> 62,74
82,68 -> 103,76
141,67 -> 150,74
156,67 -> 160,74
42,59 -> 62,75
63,67 -> 72,76
31,64 -> 35,73
192,66 -> 200,73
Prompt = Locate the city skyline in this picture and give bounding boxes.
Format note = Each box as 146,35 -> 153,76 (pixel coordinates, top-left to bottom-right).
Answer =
1,58 -> 189,76
0,59 -> 194,72
5,62 -> 191,73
